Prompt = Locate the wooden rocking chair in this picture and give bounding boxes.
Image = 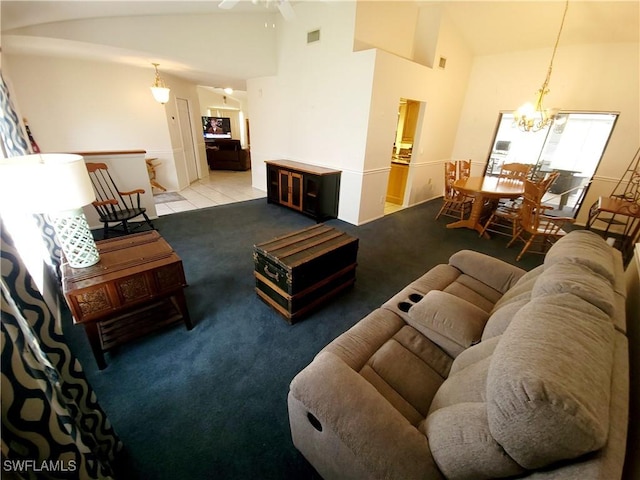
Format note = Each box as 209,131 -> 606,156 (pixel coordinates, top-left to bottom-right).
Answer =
86,162 -> 155,239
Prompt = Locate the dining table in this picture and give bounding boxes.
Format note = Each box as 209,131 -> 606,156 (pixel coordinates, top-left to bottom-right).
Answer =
446,176 -> 525,237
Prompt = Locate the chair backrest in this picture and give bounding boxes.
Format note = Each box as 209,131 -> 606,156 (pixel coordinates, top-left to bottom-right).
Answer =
537,170 -> 560,194
499,163 -> 532,181
443,161 -> 458,199
519,179 -> 550,234
85,162 -> 140,217
457,159 -> 471,180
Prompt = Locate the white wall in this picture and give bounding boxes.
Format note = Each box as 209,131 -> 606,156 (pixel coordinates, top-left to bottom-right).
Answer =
248,1 -> 474,225
359,10 -> 474,224
452,41 -> 640,225
247,1 -> 375,225
2,54 -> 206,193
353,1 -> 418,59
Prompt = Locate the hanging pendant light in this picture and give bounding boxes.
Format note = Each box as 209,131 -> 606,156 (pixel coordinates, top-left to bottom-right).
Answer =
150,63 -> 170,105
514,0 -> 569,132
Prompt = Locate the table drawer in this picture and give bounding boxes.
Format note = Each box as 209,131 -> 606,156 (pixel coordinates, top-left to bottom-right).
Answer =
116,273 -> 152,304
70,285 -> 115,321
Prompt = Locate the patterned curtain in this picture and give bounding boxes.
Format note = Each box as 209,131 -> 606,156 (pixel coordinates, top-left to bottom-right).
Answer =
1,221 -> 123,479
0,71 -> 63,279
1,73 -> 122,479
0,72 -> 30,157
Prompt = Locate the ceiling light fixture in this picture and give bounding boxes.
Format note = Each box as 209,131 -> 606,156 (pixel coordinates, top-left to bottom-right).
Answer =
224,87 -> 234,95
514,0 -> 569,132
150,63 -> 170,105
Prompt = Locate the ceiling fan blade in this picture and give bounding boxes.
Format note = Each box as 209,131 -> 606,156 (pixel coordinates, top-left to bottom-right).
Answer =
218,0 -> 240,10
277,0 -> 296,21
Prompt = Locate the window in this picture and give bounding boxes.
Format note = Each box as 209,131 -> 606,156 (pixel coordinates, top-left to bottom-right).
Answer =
485,112 -> 618,217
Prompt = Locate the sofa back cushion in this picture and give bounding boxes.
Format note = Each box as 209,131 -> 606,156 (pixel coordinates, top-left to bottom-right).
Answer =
544,230 -> 616,284
424,341 -> 526,479
486,294 -> 614,469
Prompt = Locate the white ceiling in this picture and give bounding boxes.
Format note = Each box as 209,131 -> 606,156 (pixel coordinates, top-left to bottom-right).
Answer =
1,0 -> 638,88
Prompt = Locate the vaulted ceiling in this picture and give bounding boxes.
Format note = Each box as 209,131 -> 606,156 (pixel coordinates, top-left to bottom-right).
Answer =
2,0 -> 638,89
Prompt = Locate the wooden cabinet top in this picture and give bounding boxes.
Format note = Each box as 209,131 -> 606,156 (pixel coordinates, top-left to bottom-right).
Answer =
265,159 -> 341,176
62,231 -> 180,290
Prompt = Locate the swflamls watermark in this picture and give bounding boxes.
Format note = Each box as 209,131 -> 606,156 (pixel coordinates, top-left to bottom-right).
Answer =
3,459 -> 77,473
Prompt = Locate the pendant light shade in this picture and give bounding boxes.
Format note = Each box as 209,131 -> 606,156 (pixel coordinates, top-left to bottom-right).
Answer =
151,63 -> 170,104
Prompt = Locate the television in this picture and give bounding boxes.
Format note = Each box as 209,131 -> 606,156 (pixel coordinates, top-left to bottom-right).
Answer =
202,116 -> 232,139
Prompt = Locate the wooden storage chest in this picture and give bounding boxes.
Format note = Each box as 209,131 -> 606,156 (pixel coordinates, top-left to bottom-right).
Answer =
254,224 -> 358,323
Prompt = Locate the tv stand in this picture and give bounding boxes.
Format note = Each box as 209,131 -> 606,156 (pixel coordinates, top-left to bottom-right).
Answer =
265,160 -> 341,222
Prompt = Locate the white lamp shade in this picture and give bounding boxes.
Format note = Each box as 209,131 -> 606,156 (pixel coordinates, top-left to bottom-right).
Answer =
151,86 -> 171,104
0,153 -> 95,214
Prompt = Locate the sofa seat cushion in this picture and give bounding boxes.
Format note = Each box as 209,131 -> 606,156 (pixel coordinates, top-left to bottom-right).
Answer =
407,290 -> 489,357
361,326 -> 451,425
424,403 -> 526,480
487,293 -> 615,469
322,308 -> 452,426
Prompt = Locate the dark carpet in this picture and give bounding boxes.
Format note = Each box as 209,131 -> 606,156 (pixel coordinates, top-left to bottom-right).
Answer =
65,198 -> 545,480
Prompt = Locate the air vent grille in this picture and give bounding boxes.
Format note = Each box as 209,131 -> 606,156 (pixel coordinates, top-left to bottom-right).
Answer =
307,29 -> 320,44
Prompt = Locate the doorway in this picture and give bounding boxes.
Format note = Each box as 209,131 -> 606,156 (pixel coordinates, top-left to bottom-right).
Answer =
485,111 -> 618,217
386,98 -> 421,214
176,98 -> 199,184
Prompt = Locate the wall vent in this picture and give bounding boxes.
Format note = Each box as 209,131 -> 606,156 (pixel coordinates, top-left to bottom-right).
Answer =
307,29 -> 321,44
438,56 -> 447,69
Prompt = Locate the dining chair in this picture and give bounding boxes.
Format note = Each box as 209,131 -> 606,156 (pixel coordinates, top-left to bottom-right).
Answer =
507,179 -> 574,260
86,162 -> 155,239
498,162 -> 532,181
435,160 -> 473,220
479,171 -> 560,240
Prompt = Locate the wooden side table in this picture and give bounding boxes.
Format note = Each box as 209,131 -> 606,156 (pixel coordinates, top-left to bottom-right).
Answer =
62,231 -> 192,369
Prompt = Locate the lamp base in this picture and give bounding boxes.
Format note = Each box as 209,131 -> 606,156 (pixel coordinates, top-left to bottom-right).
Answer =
50,209 -> 100,268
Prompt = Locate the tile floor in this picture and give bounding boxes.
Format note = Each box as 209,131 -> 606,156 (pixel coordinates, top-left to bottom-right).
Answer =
153,170 -> 266,216
154,168 -> 406,217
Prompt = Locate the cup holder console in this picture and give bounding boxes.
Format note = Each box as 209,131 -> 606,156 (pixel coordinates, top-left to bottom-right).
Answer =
397,293 -> 424,312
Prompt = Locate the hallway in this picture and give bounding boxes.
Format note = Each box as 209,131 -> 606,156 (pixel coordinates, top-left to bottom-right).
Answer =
154,170 -> 266,216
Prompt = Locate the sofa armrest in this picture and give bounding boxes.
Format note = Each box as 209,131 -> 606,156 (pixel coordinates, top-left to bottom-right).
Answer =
449,250 -> 526,294
407,290 -> 489,357
289,351 -> 443,480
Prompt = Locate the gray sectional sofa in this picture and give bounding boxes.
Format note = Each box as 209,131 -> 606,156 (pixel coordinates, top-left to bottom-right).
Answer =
288,230 -> 629,479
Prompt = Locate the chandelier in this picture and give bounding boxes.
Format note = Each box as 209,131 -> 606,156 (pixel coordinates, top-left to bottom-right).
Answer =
514,0 -> 569,132
150,63 -> 171,105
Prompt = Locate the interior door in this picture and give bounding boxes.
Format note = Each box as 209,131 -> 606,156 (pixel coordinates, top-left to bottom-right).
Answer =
176,98 -> 199,184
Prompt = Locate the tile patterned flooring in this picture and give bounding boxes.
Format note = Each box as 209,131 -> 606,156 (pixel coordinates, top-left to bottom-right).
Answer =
154,168 -> 406,217
154,170 -> 266,216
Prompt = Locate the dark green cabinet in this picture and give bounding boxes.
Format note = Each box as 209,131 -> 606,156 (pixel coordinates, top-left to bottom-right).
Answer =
266,160 -> 341,221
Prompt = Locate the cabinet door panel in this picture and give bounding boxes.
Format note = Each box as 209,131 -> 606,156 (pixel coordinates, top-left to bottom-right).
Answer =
267,165 -> 279,202
291,173 -> 303,210
279,170 -> 290,204
303,175 -> 319,215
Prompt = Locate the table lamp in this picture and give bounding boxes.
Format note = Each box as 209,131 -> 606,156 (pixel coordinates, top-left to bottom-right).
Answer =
0,153 -> 100,268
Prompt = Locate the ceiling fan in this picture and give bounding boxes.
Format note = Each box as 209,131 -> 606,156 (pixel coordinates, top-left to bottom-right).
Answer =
218,0 -> 296,21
